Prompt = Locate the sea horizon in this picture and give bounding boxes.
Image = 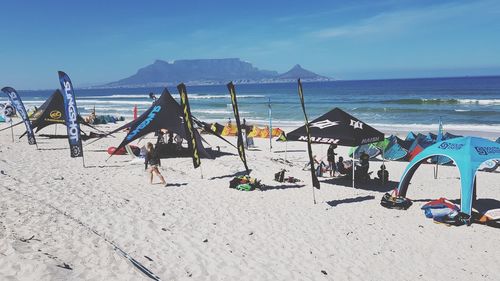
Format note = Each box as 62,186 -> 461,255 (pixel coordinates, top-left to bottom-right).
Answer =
7,74 -> 500,91
2,76 -> 500,135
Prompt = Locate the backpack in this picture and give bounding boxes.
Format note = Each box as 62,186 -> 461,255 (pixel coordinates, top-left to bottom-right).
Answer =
274,170 -> 285,182
229,176 -> 262,191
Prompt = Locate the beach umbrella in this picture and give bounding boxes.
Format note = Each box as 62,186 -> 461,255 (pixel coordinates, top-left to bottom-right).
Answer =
396,136 -> 500,218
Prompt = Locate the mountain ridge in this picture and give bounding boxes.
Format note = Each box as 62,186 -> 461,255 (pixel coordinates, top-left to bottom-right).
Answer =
103,58 -> 332,88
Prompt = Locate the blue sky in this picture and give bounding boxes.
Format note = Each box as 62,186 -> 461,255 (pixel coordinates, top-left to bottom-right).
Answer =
1,0 -> 500,89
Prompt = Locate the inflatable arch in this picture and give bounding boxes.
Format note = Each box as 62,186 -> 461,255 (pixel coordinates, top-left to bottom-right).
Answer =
397,137 -> 500,216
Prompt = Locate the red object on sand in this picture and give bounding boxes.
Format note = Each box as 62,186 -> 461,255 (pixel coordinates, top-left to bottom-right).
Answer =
133,105 -> 138,120
107,145 -> 139,155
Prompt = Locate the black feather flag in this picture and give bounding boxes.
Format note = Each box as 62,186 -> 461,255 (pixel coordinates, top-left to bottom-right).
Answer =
177,83 -> 201,169
1,87 -> 36,145
298,79 -> 320,190
58,71 -> 83,158
227,82 -> 250,174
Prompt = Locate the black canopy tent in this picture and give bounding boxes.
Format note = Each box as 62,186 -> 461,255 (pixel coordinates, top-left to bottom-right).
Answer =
18,90 -> 100,139
287,107 -> 384,187
108,88 -> 212,159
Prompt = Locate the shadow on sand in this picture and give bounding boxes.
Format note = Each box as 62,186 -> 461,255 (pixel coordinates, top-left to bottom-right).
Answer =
321,176 -> 398,193
166,182 -> 188,187
259,183 -> 305,191
326,195 -> 375,207
209,170 -> 252,180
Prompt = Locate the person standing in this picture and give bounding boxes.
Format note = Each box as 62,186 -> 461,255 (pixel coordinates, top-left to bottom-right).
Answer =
145,142 -> 166,186
327,144 -> 337,177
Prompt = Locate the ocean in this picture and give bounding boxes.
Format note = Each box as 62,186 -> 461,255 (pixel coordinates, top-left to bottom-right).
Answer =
3,76 -> 500,133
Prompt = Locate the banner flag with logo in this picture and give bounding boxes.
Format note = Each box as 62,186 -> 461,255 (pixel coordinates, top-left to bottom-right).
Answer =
227,82 -> 250,174
58,71 -> 83,158
1,87 -> 37,145
177,83 -> 201,169
297,79 -> 320,190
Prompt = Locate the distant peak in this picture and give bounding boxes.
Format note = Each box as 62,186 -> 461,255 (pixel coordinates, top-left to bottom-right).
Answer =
277,64 -> 329,80
153,59 -> 169,65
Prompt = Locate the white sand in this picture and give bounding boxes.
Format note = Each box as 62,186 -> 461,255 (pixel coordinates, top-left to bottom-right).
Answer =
1,121 -> 499,281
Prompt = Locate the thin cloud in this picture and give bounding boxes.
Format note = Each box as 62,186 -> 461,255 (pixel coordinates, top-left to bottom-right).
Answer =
274,0 -> 398,23
312,0 -> 499,38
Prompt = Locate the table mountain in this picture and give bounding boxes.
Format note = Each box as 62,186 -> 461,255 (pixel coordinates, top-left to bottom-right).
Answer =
105,58 -> 331,87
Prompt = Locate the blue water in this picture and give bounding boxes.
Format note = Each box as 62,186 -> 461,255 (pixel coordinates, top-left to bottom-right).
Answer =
3,76 -> 500,130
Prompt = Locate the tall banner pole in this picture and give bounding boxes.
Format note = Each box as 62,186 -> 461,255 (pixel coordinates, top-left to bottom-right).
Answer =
285,140 -> 288,162
227,82 -> 250,174
352,154 -> 355,188
382,150 -> 386,185
297,79 -> 320,204
268,98 -> 272,152
58,71 -> 84,167
177,83 -> 202,178
10,118 -> 14,142
434,117 -> 443,179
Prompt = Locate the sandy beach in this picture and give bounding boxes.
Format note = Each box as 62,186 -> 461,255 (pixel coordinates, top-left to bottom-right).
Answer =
1,120 -> 499,281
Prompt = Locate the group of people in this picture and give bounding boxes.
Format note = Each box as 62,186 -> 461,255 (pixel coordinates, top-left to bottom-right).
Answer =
143,126 -> 390,187
316,144 -> 389,183
156,129 -> 183,149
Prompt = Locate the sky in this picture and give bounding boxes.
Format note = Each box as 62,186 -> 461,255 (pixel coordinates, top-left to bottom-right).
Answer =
1,0 -> 500,89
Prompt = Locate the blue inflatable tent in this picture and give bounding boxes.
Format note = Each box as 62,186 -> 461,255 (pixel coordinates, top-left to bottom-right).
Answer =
397,137 -> 500,216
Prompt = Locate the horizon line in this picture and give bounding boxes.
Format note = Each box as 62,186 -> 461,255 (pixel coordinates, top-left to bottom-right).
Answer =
11,74 -> 500,92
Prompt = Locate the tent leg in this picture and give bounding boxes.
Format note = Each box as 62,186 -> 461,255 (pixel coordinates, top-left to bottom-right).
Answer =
352,153 -> 355,188
10,119 -> 14,142
200,165 -> 204,179
312,182 -> 316,204
472,176 -> 477,206
434,156 -> 439,179
285,141 -> 288,162
382,150 -> 385,185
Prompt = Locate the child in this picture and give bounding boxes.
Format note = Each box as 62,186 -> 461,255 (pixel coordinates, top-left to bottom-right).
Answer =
313,155 -> 326,177
377,164 -> 389,184
145,142 -> 166,186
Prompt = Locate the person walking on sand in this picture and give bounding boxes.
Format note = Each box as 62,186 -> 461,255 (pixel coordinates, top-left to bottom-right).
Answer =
145,142 -> 166,186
